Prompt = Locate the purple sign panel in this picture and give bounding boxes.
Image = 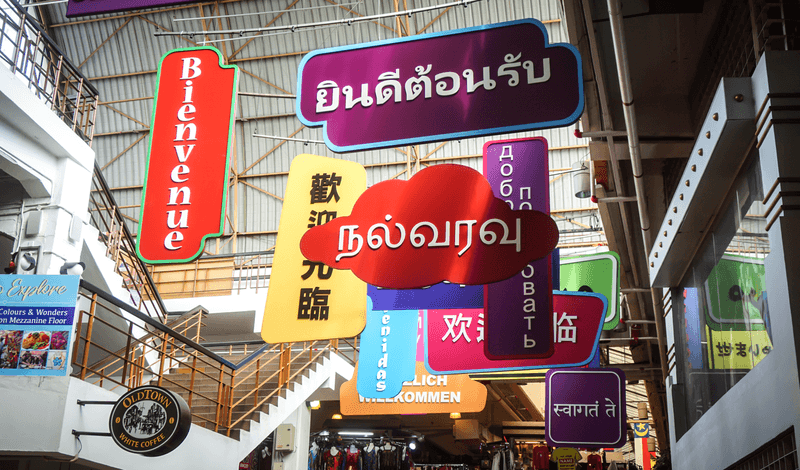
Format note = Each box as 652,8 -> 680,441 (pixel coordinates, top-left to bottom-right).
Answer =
367,283 -> 482,310
545,368 -> 626,448
297,20 -> 583,152
66,0 -> 200,17
483,137 -> 553,359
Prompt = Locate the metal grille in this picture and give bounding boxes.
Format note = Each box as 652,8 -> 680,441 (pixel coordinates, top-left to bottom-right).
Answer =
727,429 -> 798,470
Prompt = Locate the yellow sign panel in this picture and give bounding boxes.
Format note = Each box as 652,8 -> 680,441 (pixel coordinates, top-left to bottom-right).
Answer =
706,328 -> 772,370
261,154 -> 367,343
340,362 -> 487,415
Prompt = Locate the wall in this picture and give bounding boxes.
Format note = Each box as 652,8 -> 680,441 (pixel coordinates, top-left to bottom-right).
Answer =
669,52 -> 800,470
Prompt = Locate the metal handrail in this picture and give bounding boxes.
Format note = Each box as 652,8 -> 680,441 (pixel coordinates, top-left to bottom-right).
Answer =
88,162 -> 169,322
0,0 -> 98,143
73,280 -> 359,437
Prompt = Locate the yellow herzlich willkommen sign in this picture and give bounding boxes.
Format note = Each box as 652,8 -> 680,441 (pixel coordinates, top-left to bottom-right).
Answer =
261,154 -> 367,343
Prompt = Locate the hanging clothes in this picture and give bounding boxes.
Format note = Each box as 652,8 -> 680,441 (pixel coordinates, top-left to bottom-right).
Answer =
323,446 -> 344,470
380,444 -> 399,470
586,454 -> 602,470
363,442 -> 379,470
532,446 -> 549,470
344,444 -> 362,470
309,441 -> 321,470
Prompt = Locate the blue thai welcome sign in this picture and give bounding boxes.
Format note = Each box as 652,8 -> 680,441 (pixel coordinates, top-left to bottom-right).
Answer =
0,275 -> 80,376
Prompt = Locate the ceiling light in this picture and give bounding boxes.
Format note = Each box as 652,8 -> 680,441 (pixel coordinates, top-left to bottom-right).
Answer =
408,441 -> 417,450
450,412 -> 461,419
332,413 -> 343,420
308,400 -> 321,410
339,431 -> 372,436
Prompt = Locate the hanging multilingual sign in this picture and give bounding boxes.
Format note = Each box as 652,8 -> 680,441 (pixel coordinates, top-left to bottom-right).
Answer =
545,368 -> 626,448
356,297 -> 417,398
300,164 -> 559,289
483,137 -> 553,359
341,362 -> 487,415
425,291 -> 607,374
109,385 -> 191,456
137,47 -> 238,264
296,19 -> 583,152
560,252 -> 621,330
66,0 -> 203,17
261,154 -> 367,343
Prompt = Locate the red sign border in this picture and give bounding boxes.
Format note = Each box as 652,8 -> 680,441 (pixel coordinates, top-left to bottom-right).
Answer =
136,46 -> 239,264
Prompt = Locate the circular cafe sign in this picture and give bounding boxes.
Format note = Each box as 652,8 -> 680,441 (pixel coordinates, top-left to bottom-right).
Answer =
110,386 -> 191,456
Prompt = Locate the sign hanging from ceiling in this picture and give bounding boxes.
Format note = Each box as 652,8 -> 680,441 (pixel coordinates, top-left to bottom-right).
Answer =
425,291 -> 607,374
137,47 -> 238,264
483,137 -> 553,359
545,368 -> 626,449
66,0 -> 201,17
560,252 -> 621,330
300,164 -> 559,289
296,19 -> 583,152
261,154 -> 367,343
341,362 -> 487,415
109,385 -> 191,456
356,297 -> 417,398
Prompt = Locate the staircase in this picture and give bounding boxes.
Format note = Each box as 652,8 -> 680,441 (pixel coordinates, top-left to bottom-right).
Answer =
157,349 -> 354,456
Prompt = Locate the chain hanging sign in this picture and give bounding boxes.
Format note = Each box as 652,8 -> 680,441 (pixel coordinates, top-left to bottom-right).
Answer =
137,47 -> 238,264
300,164 -> 559,289
297,19 -> 583,152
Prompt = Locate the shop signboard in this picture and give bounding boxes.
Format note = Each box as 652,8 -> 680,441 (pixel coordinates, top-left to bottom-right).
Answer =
357,297 -> 417,398
0,275 -> 80,375
67,0 -> 202,17
341,362 -> 487,415
545,368 -> 626,448
425,291 -> 607,374
109,385 -> 191,456
483,137 -> 553,359
296,19 -> 583,152
137,47 -> 239,264
702,255 -> 772,370
261,154 -> 367,343
560,252 -> 621,330
300,164 -> 559,289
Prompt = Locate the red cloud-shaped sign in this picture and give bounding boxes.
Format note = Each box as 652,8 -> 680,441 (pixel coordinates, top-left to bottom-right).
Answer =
300,164 -> 558,289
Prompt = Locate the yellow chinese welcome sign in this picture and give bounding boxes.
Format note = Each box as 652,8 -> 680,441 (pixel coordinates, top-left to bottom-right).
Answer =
261,154 -> 367,343
340,362 -> 487,415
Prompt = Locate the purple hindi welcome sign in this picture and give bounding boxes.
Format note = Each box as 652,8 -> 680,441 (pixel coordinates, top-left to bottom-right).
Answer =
545,368 -> 627,448
296,19 -> 583,152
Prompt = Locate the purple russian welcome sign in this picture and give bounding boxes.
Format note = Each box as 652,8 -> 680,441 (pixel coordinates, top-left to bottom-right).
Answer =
66,0 -> 201,17
297,19 -> 583,152
483,137 -> 553,359
545,368 -> 627,448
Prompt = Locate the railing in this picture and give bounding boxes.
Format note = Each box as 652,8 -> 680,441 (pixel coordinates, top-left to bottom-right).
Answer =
0,0 -> 98,144
72,280 -> 358,436
88,162 -> 168,322
148,251 -> 274,299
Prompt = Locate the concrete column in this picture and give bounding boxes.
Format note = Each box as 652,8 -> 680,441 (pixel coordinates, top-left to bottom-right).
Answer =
751,49 -> 800,458
273,405 -> 311,470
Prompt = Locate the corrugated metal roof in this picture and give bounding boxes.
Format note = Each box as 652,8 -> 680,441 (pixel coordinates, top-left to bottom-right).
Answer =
43,0 -> 602,254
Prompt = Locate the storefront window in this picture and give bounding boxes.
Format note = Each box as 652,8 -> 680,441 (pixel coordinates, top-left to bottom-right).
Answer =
672,156 -> 771,432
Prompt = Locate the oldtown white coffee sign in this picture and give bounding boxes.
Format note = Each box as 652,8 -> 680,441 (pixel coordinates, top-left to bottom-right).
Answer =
109,386 -> 191,456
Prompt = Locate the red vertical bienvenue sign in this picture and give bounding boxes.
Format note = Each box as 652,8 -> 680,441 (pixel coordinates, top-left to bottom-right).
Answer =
137,47 -> 238,263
